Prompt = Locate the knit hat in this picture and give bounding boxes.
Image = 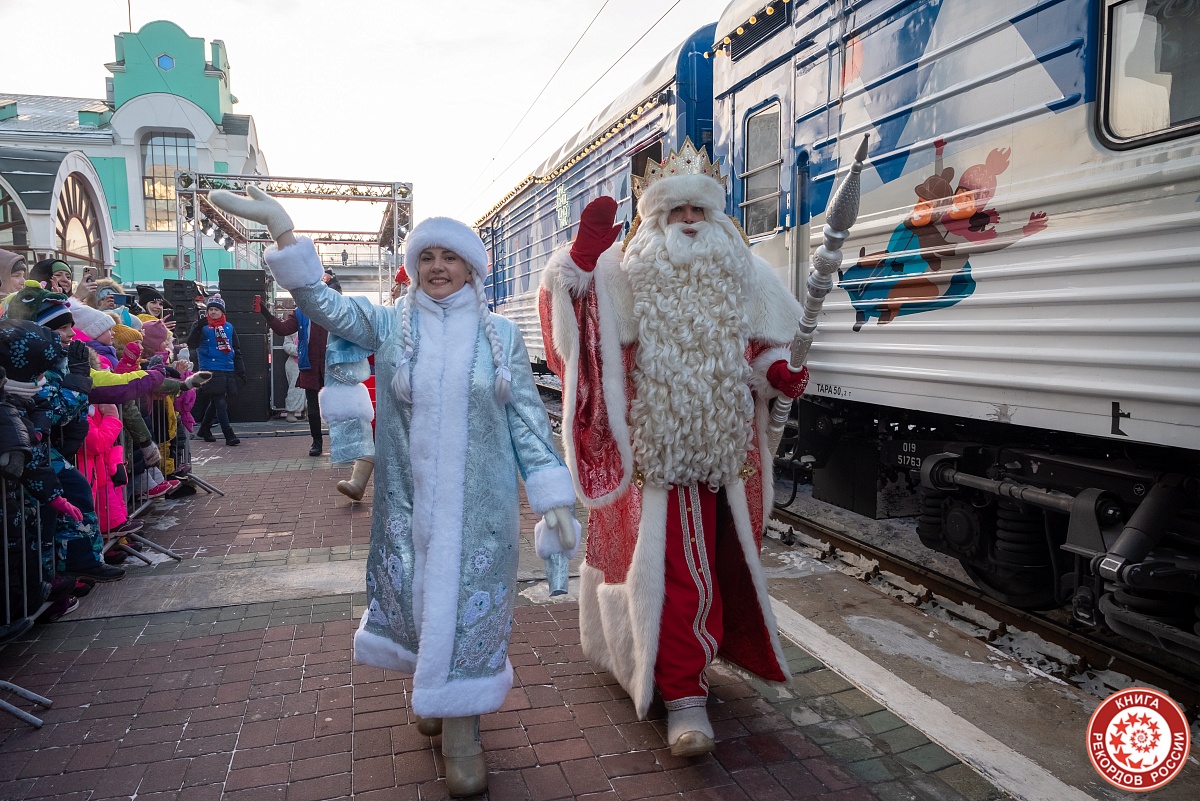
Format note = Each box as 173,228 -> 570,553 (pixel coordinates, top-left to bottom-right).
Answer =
33,297 -> 73,331
141,319 -> 169,353
136,285 -> 172,310
205,294 -> 226,312
73,303 -> 117,339
113,323 -> 142,348
0,249 -> 26,284
0,320 -> 65,382
403,217 -> 490,289
394,265 -> 409,285
31,258 -> 73,288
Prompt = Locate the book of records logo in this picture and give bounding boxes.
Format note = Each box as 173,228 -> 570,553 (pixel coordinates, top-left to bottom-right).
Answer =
1086,686 -> 1191,792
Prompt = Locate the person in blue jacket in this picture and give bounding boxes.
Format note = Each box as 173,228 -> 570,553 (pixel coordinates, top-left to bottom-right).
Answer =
186,295 -> 246,445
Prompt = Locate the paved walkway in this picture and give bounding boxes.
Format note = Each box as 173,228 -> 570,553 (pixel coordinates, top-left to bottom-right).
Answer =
1,433 -> 1007,800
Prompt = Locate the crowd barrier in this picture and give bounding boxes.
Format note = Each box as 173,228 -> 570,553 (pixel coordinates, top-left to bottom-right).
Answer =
2,402 -> 221,727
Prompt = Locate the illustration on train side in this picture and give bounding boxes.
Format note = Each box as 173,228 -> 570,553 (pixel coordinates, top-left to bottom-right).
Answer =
475,0 -> 1200,668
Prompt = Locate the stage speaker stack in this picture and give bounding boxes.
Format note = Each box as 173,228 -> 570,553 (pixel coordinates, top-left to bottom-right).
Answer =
218,270 -> 272,423
162,278 -> 202,329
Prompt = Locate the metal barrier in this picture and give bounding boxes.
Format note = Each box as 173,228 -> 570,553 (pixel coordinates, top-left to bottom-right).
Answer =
1,482 -> 54,727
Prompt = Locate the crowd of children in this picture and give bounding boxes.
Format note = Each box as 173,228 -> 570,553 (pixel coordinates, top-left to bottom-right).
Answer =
0,249 -> 214,638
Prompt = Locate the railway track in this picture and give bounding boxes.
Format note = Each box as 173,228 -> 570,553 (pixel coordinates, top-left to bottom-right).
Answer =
770,507 -> 1200,716
535,383 -> 1199,717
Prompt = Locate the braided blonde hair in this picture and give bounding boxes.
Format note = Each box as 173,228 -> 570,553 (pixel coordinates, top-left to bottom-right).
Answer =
390,277 -> 511,406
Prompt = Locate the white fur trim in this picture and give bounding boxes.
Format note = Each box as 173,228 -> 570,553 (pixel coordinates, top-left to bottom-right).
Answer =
724,481 -> 791,685
523,464 -> 576,514
407,294 -> 477,705
638,173 -> 728,221
742,254 -> 803,343
534,516 -> 581,559
579,487 -> 668,718
264,237 -> 325,291
412,663 -> 515,718
541,242 -> 595,300
749,345 -> 791,399
318,381 -> 375,423
354,614 -> 417,673
404,217 -> 489,285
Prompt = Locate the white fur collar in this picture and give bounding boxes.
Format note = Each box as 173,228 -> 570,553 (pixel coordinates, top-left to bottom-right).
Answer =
411,284 -> 476,317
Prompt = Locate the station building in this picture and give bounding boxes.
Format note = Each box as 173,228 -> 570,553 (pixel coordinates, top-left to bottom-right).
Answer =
0,20 -> 267,288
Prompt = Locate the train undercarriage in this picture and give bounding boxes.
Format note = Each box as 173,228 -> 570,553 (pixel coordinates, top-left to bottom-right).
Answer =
783,398 -> 1200,668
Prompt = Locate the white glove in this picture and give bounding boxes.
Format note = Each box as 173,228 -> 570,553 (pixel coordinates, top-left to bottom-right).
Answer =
545,506 -> 577,550
140,444 -> 161,468
209,185 -> 295,240
534,507 -> 580,560
183,370 -> 213,390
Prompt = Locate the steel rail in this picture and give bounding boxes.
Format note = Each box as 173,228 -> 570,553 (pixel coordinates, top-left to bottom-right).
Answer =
771,507 -> 1199,715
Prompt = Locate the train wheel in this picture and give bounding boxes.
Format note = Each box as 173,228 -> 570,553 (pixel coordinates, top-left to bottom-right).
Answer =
960,562 -> 1061,610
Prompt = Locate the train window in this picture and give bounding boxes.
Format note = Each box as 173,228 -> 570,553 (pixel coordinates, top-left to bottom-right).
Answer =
1103,0 -> 1200,144
740,103 -> 782,236
630,141 -> 662,220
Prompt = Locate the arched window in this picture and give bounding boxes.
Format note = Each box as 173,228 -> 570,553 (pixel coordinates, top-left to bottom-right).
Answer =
56,173 -> 103,266
0,182 -> 30,258
142,132 -> 196,231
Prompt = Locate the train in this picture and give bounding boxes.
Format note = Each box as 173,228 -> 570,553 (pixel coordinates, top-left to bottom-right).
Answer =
475,0 -> 1200,668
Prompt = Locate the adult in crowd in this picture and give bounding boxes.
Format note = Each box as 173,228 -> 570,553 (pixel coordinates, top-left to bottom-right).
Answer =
280,332 -> 306,422
136,285 -> 174,331
257,273 -> 342,456
31,258 -> 97,305
0,248 -> 27,295
538,141 -> 810,757
186,295 -> 245,446
211,187 -> 577,798
92,278 -> 142,330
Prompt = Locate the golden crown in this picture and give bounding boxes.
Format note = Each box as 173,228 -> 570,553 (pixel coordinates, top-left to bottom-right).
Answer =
632,137 -> 726,198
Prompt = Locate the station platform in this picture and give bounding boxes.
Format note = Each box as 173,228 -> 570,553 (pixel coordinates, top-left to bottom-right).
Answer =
1,429 -> 1196,800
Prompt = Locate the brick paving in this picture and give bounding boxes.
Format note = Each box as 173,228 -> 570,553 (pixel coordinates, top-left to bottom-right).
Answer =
0,433 -> 1006,800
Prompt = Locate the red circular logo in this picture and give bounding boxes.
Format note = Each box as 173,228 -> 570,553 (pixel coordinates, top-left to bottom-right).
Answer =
1087,686 -> 1191,792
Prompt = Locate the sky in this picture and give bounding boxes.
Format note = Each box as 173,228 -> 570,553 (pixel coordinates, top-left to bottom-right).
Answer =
1,0 -> 735,233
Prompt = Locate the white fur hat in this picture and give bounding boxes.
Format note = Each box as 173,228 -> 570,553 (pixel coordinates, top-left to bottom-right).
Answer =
403,217 -> 489,286
637,173 -> 728,221
73,303 -> 117,339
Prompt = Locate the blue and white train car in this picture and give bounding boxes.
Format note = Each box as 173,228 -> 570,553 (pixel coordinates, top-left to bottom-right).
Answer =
476,24 -> 716,366
712,0 -> 1199,660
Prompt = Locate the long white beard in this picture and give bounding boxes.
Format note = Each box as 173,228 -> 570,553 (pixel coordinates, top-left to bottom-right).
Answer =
625,219 -> 754,488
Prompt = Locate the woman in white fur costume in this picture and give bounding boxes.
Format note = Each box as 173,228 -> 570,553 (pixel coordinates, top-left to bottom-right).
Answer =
210,189 -> 578,798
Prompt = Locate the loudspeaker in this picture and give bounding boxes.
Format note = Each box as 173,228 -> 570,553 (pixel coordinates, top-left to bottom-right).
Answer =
228,333 -> 272,423
219,269 -> 267,293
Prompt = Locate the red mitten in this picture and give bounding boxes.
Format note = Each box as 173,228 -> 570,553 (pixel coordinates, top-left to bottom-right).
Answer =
569,196 -> 622,272
50,496 -> 83,522
767,360 -> 809,399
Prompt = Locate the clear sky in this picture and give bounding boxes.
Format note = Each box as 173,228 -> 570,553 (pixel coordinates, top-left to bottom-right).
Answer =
1,0 -> 734,232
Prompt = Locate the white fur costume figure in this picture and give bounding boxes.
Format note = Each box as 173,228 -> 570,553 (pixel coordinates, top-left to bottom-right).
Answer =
537,139 -> 811,757
209,188 -> 578,798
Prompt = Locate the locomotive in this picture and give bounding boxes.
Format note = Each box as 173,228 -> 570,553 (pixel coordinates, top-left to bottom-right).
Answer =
476,0 -> 1200,668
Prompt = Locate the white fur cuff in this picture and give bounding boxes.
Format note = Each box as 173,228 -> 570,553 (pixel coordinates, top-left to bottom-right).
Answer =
319,382 -> 375,423
524,465 -> 576,514
749,346 -> 791,398
263,237 -> 324,291
534,516 -> 582,560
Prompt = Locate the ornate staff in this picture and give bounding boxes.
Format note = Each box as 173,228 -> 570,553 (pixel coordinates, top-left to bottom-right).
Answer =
768,134 -> 870,454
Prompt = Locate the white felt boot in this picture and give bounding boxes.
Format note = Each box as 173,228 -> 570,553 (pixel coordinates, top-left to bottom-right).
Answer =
442,715 -> 487,796
336,458 -> 374,501
667,704 -> 715,757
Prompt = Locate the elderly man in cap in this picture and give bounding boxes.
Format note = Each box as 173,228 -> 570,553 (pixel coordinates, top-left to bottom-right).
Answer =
538,139 -> 812,756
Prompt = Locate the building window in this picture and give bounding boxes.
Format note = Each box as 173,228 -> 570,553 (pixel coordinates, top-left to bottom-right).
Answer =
0,183 -> 30,258
1103,0 -> 1200,144
156,53 -> 175,71
56,173 -> 104,266
142,132 -> 196,232
163,253 -> 192,272
739,103 -> 782,237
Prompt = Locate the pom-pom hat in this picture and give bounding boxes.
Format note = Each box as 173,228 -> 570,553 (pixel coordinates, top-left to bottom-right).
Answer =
403,217 -> 490,287
141,319 -> 169,354
113,323 -> 142,347
205,294 -> 226,311
73,303 -> 117,339
33,298 -> 73,331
